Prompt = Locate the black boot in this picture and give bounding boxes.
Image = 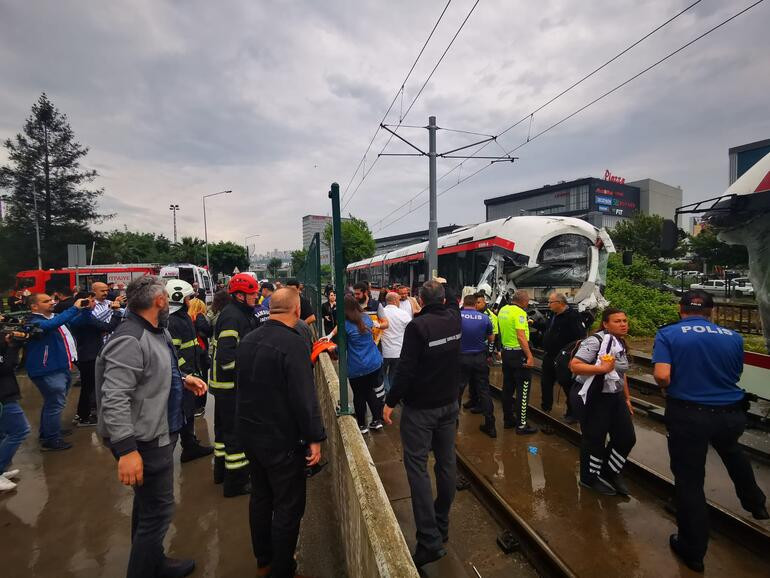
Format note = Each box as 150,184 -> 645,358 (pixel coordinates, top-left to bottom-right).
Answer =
579,476 -> 616,496
223,467 -> 251,498
181,442 -> 214,463
213,456 -> 225,485
479,416 -> 497,438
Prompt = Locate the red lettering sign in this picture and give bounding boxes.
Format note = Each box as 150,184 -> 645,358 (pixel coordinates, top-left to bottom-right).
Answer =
603,169 -> 626,185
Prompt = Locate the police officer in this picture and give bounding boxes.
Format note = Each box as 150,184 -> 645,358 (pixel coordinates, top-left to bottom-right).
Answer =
383,280 -> 461,568
497,289 -> 537,434
653,290 -> 768,572
459,294 -> 496,437
209,273 -> 260,497
166,280 -> 214,463
459,291 -> 498,412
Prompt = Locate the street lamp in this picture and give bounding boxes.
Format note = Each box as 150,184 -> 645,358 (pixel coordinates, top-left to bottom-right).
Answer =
169,204 -> 179,243
245,234 -> 261,269
202,190 -> 232,273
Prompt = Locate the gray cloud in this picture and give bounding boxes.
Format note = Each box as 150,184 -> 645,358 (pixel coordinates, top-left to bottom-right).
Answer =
1,0 -> 768,252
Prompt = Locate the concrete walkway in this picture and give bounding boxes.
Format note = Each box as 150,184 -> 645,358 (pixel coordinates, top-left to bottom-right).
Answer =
1,374 -> 346,578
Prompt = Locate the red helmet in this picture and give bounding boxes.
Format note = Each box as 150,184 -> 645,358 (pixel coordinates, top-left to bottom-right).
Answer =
228,273 -> 259,295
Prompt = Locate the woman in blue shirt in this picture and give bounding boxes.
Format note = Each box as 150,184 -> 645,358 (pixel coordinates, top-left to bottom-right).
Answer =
343,295 -> 384,433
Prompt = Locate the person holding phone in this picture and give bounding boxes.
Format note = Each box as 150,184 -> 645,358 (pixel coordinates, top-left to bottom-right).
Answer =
70,292 -> 124,426
24,293 -> 89,451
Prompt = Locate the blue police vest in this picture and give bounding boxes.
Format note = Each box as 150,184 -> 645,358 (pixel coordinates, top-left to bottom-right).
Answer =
460,308 -> 492,354
652,316 -> 744,405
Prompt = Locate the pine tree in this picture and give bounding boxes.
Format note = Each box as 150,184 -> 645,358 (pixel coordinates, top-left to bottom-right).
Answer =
0,93 -> 106,269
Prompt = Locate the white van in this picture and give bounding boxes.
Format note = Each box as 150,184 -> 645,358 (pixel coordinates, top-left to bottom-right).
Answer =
159,264 -> 214,304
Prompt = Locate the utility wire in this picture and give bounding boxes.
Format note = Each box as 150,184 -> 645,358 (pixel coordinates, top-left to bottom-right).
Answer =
340,0 -> 453,205
372,0 -> 703,230
374,0 -> 763,233
342,0 -> 482,212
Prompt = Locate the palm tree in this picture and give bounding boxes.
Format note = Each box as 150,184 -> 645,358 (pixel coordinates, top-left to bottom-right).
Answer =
173,236 -> 205,264
267,257 -> 282,279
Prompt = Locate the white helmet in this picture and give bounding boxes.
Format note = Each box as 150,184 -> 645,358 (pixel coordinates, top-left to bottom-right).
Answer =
166,279 -> 195,313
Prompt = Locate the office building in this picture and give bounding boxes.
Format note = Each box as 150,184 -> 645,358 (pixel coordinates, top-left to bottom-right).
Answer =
484,170 -> 681,229
729,138 -> 770,185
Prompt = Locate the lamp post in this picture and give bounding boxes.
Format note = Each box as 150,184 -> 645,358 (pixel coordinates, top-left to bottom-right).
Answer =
169,204 -> 179,243
202,190 -> 232,274
245,234 -> 261,270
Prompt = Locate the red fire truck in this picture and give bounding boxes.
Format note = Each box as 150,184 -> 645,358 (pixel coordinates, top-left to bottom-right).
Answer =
15,264 -> 162,295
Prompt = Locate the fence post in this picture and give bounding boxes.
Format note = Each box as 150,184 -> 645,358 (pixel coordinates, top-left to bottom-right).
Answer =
329,183 -> 352,415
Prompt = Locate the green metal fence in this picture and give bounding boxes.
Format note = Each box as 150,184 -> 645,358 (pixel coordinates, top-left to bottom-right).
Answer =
297,232 -> 323,335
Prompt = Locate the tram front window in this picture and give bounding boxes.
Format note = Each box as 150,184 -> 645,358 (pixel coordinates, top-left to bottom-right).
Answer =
503,234 -> 592,301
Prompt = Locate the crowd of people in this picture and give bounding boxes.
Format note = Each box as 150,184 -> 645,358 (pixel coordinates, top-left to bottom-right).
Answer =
1,271 -> 768,576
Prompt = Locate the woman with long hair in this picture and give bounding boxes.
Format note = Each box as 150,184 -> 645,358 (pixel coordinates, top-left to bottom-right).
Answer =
342,294 -> 384,434
569,307 -> 636,497
187,297 -> 212,416
321,290 -> 337,336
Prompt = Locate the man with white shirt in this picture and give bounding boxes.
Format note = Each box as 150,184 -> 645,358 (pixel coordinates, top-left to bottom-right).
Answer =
91,282 -> 114,323
25,293 -> 89,451
381,292 -> 412,393
398,285 -> 420,319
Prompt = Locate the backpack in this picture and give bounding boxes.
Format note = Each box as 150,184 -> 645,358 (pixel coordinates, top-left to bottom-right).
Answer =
554,333 -> 602,386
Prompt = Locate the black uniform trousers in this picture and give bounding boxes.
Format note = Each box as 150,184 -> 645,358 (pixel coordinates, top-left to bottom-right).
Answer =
400,402 -> 458,551
579,391 -> 636,483
501,349 -> 532,427
459,352 -> 494,422
179,389 -> 198,450
75,359 -> 96,420
666,400 -> 766,562
242,437 -> 307,578
123,435 -> 177,578
540,351 -> 573,415
213,391 -> 249,486
349,368 -> 384,428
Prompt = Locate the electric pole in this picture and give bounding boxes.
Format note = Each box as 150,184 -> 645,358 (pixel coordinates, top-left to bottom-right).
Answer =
169,204 -> 179,243
428,116 -> 438,278
379,117 -> 515,280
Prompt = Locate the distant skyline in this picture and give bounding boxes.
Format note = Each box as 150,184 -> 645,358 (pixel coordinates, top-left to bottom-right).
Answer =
1,1 -> 768,251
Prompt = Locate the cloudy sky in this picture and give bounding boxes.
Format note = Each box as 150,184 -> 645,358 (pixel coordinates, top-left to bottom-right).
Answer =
1,0 -> 769,253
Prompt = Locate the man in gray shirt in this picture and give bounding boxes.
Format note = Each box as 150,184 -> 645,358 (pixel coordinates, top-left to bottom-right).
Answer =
97,276 -> 207,578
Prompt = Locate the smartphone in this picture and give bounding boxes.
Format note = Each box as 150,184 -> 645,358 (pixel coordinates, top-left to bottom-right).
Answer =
79,299 -> 91,308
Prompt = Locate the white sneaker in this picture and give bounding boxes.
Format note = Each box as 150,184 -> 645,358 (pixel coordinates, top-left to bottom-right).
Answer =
0,475 -> 17,492
2,469 -> 20,479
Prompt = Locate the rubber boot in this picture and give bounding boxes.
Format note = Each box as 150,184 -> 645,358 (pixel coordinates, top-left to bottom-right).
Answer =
213,456 -> 225,485
223,467 -> 250,498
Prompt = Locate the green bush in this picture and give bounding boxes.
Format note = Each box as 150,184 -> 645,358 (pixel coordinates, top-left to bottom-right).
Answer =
603,254 -> 679,336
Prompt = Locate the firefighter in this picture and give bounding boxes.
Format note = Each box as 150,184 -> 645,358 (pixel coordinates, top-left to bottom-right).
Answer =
209,273 -> 260,497
165,280 -> 214,464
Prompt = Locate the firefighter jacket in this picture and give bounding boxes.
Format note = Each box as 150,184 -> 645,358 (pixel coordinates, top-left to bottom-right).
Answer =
209,299 -> 259,393
168,307 -> 203,377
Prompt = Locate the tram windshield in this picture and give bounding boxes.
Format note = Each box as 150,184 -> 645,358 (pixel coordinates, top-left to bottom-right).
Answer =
503,234 -> 592,302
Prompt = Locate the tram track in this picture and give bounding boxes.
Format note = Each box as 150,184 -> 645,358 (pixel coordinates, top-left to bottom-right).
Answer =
480,376 -> 770,558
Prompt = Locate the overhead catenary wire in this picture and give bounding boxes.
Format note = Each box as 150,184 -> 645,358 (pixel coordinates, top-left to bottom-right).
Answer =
342,0 -> 482,212
340,0 -> 453,205
374,0 -> 764,233
372,0 -> 704,231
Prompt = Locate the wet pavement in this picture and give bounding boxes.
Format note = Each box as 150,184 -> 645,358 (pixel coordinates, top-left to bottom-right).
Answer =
365,408 -> 537,578
488,367 -> 770,527
1,374 -> 346,578
442,367 -> 768,576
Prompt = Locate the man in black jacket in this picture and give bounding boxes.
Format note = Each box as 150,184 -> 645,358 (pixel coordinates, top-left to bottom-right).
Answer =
0,329 -> 30,491
209,273 -> 260,497
236,288 -> 326,578
541,292 -> 586,421
383,280 -> 461,569
70,293 -> 124,426
166,280 -> 214,463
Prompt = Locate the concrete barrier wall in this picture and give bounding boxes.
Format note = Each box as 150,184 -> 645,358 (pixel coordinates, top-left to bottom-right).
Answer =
315,353 -> 419,578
